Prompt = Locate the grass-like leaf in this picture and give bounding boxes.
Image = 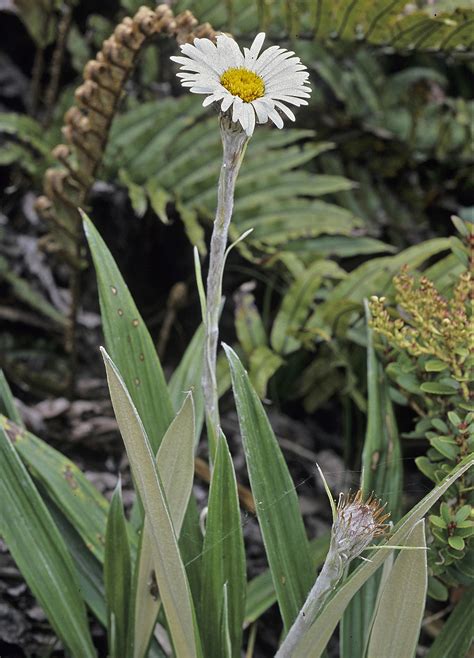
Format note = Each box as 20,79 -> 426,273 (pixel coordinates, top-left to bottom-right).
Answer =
0,420 -> 96,658
199,433 -> 246,657
0,370 -> 23,425
104,480 -> 132,658
425,586 -> 474,658
133,393 -> 196,658
101,348 -> 201,658
168,326 -> 205,441
341,304 -> 403,658
84,211 -> 204,606
83,211 -> 174,453
1,415 -> 110,562
366,520 -> 427,658
244,535 -> 330,627
224,344 -> 313,632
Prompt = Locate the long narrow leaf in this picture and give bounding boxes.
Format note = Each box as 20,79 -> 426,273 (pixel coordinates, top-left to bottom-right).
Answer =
199,433 -> 246,658
105,481 -> 132,658
244,535 -> 330,627
0,421 -> 96,658
47,501 -> 107,626
168,326 -> 205,441
2,416 -> 111,562
48,501 -> 167,658
83,212 -> 174,453
0,370 -> 23,425
101,348 -> 201,658
425,587 -> 474,658
367,520 -> 427,658
84,211 -> 203,606
224,344 -> 313,632
292,455 -> 473,657
341,305 -> 403,658
134,393 -> 196,658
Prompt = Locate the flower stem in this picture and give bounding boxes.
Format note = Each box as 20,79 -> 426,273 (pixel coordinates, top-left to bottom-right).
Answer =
203,117 -> 249,458
276,540 -> 344,657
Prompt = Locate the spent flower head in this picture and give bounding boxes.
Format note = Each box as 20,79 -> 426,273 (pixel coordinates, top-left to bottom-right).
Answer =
333,489 -> 390,561
171,32 -> 311,136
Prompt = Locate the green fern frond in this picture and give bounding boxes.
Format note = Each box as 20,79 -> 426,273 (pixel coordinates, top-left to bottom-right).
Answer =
103,96 -> 363,259
176,0 -> 474,51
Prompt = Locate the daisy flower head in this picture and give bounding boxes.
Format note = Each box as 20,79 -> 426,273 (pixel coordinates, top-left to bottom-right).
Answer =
171,32 -> 311,137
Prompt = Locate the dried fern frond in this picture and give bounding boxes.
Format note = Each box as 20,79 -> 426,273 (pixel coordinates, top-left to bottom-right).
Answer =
36,4 -> 218,268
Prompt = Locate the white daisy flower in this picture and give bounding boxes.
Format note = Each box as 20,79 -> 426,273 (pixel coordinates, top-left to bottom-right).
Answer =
171,32 -> 311,136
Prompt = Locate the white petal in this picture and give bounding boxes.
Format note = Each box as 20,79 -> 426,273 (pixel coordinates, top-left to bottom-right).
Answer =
180,43 -> 223,75
268,90 -> 310,101
202,94 -> 217,107
192,86 -> 220,94
267,107 -> 284,129
273,100 -> 296,122
258,51 -> 298,78
263,62 -> 309,84
221,94 -> 234,112
250,32 -> 266,59
232,97 -> 244,124
216,34 -> 244,68
194,38 -> 218,56
267,94 -> 309,106
252,98 -> 270,123
266,88 -> 311,99
238,103 -> 249,133
246,105 -> 256,135
253,45 -> 282,73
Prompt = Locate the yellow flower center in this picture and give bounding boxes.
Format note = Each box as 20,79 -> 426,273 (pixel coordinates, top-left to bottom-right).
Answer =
220,67 -> 265,103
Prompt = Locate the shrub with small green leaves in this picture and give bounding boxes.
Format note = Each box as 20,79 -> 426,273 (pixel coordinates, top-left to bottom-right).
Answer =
369,219 -> 473,599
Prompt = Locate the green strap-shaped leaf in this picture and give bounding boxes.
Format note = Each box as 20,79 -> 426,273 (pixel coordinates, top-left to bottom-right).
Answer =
48,502 -> 167,658
168,326 -> 206,442
220,583 -> 232,658
134,393 -> 196,658
224,344 -> 313,632
47,501 -> 107,626
244,534 -> 330,627
367,520 -> 427,658
0,370 -> 23,425
104,480 -> 132,658
101,348 -> 201,658
0,421 -> 96,658
1,416 -> 110,562
199,433 -> 246,658
425,586 -> 474,658
83,211 -> 203,602
292,455 -> 473,657
341,305 -> 403,658
83,212 -> 174,454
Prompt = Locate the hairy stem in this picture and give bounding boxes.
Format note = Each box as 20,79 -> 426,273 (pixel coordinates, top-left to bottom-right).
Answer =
276,541 -> 344,657
203,117 -> 249,456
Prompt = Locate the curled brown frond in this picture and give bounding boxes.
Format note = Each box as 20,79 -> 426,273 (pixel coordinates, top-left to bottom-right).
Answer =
35,4 -> 218,268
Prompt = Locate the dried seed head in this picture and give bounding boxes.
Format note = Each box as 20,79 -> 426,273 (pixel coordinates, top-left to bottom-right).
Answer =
333,490 -> 390,561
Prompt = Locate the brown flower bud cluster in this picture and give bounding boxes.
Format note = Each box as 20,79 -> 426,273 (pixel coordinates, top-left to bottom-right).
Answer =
35,5 -> 218,268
